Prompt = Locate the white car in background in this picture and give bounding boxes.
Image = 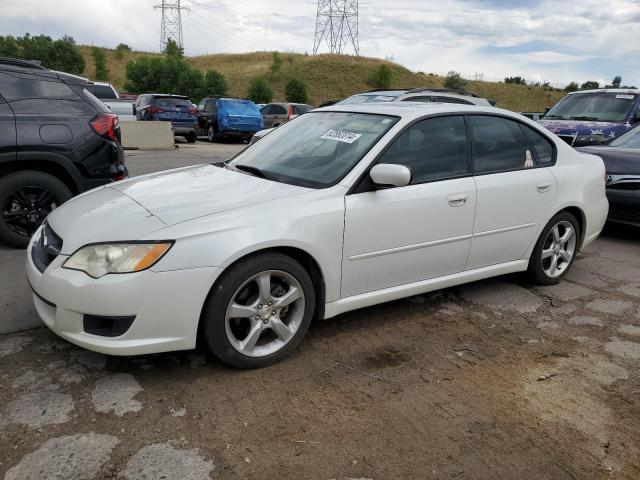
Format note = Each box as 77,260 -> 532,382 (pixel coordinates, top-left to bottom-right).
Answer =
27,103 -> 608,368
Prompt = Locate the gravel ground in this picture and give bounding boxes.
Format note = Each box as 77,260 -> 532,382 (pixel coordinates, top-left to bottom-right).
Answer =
1,140 -> 640,479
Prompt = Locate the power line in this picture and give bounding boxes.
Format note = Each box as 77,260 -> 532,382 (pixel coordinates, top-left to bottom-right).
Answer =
154,0 -> 190,51
313,0 -> 359,56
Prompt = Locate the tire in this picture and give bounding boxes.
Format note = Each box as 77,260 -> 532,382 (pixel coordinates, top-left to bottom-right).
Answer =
202,252 -> 316,369
0,171 -> 73,248
527,211 -> 580,285
186,132 -> 197,143
207,125 -> 217,143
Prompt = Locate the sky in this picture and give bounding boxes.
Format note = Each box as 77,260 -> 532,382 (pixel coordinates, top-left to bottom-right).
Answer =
1,0 -> 639,87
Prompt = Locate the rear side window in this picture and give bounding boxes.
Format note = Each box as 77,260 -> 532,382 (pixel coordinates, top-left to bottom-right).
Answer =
293,104 -> 312,115
520,124 -> 555,165
0,72 -> 79,101
403,96 -> 432,103
10,99 -> 94,115
435,96 -> 473,105
271,105 -> 287,115
469,115 -> 532,173
378,115 -> 469,184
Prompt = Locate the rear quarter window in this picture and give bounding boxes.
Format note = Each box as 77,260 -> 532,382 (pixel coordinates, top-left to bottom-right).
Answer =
293,104 -> 312,114
0,71 -> 79,101
520,124 -> 555,166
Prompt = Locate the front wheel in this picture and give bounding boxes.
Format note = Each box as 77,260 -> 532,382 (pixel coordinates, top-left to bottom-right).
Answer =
527,212 -> 580,285
186,132 -> 197,143
207,125 -> 217,143
202,252 -> 316,369
0,171 -> 72,248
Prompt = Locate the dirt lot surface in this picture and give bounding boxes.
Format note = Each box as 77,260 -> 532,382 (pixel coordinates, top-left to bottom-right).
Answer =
1,142 -> 640,479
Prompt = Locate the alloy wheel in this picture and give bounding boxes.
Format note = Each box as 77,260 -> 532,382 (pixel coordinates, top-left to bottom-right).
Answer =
208,126 -> 215,142
224,270 -> 305,358
541,220 -> 576,278
2,186 -> 58,237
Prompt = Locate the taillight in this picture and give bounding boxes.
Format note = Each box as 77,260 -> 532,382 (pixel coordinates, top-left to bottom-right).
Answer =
147,106 -> 166,115
288,104 -> 294,120
188,107 -> 196,115
90,113 -> 119,142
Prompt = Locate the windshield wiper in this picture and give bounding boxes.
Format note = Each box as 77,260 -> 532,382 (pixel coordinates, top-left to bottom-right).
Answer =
234,164 -> 275,180
542,114 -> 564,119
568,116 -> 600,121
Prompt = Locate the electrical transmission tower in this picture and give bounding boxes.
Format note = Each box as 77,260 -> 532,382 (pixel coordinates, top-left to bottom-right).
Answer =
154,0 -> 187,51
313,0 -> 359,56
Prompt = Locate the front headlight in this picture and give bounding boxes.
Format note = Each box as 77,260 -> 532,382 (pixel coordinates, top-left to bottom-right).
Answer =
63,242 -> 173,278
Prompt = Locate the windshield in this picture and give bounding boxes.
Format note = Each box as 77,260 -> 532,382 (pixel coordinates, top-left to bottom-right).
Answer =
544,92 -> 638,123
609,126 -> 640,149
228,111 -> 399,188
339,94 -> 399,105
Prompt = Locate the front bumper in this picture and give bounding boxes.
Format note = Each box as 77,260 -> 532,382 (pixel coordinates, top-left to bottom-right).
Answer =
26,230 -> 222,356
607,188 -> 640,226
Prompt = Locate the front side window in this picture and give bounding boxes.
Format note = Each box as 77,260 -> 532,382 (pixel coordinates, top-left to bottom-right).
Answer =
272,105 -> 287,115
544,92 -> 638,123
470,115 -> 532,173
229,112 -> 398,188
377,115 -> 469,184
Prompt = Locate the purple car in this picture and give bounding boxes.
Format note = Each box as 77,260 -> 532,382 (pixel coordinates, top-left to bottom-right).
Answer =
540,88 -> 640,147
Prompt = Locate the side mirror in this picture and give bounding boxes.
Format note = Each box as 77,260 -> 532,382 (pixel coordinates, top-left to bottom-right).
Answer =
370,164 -> 411,188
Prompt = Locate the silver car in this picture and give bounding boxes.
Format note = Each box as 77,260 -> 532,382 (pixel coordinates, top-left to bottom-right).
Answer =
260,103 -> 314,128
339,88 -> 495,107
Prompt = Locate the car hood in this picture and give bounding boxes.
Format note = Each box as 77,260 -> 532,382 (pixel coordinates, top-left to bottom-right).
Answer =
576,146 -> 640,174
47,164 -> 312,253
539,119 -> 632,140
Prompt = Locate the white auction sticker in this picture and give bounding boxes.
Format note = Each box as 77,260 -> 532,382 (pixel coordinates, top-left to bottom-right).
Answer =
616,94 -> 634,99
321,129 -> 362,144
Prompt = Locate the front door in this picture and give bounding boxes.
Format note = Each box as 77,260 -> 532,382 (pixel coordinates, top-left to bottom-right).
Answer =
342,115 -> 477,297
466,114 -> 558,269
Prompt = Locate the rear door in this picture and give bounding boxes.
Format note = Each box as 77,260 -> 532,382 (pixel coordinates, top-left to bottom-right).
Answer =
466,114 -> 558,269
271,104 -> 288,126
0,92 -> 16,163
260,105 -> 274,128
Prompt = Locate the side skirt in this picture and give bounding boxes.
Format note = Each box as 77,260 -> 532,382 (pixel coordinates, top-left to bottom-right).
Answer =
323,260 -> 529,319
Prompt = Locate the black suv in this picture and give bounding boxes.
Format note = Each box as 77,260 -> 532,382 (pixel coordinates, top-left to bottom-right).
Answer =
0,58 -> 126,247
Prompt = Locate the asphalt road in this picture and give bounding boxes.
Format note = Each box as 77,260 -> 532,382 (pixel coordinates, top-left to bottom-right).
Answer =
1,140 -> 640,479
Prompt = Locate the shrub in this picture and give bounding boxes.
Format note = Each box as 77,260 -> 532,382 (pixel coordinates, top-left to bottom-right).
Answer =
580,80 -> 600,90
367,64 -> 393,89
284,79 -> 309,103
270,51 -> 283,76
91,47 -> 109,81
564,82 -> 579,92
444,71 -> 466,91
115,43 -> 131,60
0,34 -> 85,74
504,76 -> 527,85
246,77 -> 274,104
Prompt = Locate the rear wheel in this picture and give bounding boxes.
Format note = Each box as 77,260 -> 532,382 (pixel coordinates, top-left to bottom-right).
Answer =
527,211 -> 580,285
0,171 -> 72,248
202,252 -> 315,369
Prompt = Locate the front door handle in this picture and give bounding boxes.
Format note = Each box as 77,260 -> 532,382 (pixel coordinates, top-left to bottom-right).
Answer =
537,182 -> 552,192
448,194 -> 468,207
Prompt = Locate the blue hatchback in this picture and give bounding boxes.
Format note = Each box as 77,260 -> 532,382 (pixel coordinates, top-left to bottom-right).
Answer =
134,94 -> 198,142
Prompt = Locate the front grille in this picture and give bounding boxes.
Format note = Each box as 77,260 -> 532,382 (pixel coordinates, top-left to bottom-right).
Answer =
558,135 -> 575,146
31,223 -> 63,273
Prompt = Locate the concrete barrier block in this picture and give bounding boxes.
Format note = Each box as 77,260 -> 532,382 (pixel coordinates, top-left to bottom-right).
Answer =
120,121 -> 174,150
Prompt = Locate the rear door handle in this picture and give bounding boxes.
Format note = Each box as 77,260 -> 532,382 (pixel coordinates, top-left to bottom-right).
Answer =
448,194 -> 468,207
537,182 -> 552,192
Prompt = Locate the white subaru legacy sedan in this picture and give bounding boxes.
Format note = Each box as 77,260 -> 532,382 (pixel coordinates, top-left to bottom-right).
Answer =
26,103 -> 608,368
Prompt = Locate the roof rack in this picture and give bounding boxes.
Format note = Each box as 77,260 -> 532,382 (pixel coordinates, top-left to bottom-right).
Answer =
0,57 -> 47,70
406,87 -> 481,98
364,88 -> 415,93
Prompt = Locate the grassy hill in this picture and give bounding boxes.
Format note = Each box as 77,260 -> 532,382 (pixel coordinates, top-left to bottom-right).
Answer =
80,47 -> 564,112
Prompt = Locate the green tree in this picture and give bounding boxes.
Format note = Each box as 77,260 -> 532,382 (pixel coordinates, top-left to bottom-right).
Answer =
246,77 -> 273,104
580,80 -> 600,90
367,64 -> 393,89
0,35 -> 20,57
611,75 -> 622,88
564,81 -> 579,92
284,79 -> 309,103
164,38 -> 184,58
115,43 -> 131,60
444,71 -> 466,90
203,69 -> 228,97
91,46 -> 109,81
